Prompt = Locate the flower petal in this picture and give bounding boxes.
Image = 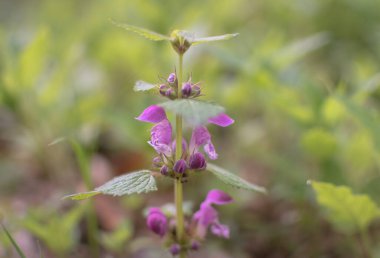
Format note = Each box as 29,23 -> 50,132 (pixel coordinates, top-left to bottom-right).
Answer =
191,126 -> 211,147
148,142 -> 172,156
193,205 -> 218,226
208,113 -> 234,127
151,119 -> 172,145
205,189 -> 233,205
210,223 -> 230,238
136,105 -> 167,123
204,142 -> 218,160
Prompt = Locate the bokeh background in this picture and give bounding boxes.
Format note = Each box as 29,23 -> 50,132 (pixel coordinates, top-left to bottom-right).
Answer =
1,0 -> 380,257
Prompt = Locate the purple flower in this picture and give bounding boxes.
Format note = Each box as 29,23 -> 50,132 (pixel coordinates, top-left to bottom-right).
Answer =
137,106 -> 234,165
189,152 -> 206,170
167,73 -> 176,84
149,119 -> 173,155
136,105 -> 167,123
173,159 -> 187,174
208,113 -> 234,127
189,126 -> 218,160
204,189 -> 233,205
192,189 -> 233,239
147,207 -> 168,237
188,113 -> 234,160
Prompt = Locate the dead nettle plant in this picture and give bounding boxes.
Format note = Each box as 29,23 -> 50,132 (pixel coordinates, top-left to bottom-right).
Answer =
65,21 -> 266,257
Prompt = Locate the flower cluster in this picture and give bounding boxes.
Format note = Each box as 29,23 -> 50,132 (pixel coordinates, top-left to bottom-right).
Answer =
146,189 -> 233,255
136,103 -> 234,181
159,73 -> 202,100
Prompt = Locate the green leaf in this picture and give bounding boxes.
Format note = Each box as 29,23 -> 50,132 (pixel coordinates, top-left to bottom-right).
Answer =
110,20 -> 170,41
310,181 -> 380,233
96,170 -> 157,195
160,99 -> 225,125
134,80 -> 156,91
337,95 -> 380,152
64,191 -> 101,201
192,33 -> 239,45
100,221 -> 132,252
64,170 -> 157,200
1,223 -> 26,258
207,163 -> 267,193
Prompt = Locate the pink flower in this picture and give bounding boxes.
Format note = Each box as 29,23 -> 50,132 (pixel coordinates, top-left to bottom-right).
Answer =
192,189 -> 233,239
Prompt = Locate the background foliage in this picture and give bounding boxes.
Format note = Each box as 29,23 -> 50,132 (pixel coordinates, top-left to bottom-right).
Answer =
1,0 -> 380,257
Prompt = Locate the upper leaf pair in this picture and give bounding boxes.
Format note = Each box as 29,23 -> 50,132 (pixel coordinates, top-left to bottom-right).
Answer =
110,20 -> 238,54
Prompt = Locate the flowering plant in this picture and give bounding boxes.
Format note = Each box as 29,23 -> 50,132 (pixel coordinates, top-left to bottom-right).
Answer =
66,21 -> 266,257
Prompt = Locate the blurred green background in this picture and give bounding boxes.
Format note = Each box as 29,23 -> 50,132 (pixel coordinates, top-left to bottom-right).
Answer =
1,0 -> 380,257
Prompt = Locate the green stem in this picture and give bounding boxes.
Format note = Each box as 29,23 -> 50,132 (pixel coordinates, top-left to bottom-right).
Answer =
175,54 -> 186,258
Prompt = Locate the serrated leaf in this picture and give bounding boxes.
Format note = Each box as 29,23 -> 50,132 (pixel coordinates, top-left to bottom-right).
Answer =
110,20 -> 170,41
96,170 -> 157,196
134,81 -> 156,91
310,181 -> 380,233
160,99 -> 225,125
192,33 -> 239,45
207,163 -> 267,194
64,171 -> 157,200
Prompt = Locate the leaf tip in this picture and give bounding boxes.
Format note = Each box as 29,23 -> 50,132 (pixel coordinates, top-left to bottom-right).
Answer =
62,191 -> 101,201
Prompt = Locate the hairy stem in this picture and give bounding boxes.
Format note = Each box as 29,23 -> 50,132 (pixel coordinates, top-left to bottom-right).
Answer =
175,53 -> 186,258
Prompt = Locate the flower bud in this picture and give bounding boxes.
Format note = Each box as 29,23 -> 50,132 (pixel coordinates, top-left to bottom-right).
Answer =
169,244 -> 181,256
159,84 -> 169,96
152,156 -> 162,168
165,88 -> 176,100
146,208 -> 168,237
173,159 -> 187,174
160,165 -> 169,176
191,85 -> 201,97
182,82 -> 192,98
167,73 -> 176,84
191,241 -> 200,251
189,152 -> 206,170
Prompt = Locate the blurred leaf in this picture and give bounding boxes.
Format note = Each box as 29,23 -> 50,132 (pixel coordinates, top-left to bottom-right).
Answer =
310,181 -> 380,234
65,170 -> 157,200
275,32 -> 330,68
301,128 -> 337,159
192,33 -> 239,45
338,96 -> 380,152
207,163 -> 267,193
0,223 -> 26,258
134,80 -> 156,91
19,28 -> 49,88
22,205 -> 86,254
160,99 -> 224,125
322,97 -> 346,125
100,221 -> 132,252
110,20 -> 170,41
